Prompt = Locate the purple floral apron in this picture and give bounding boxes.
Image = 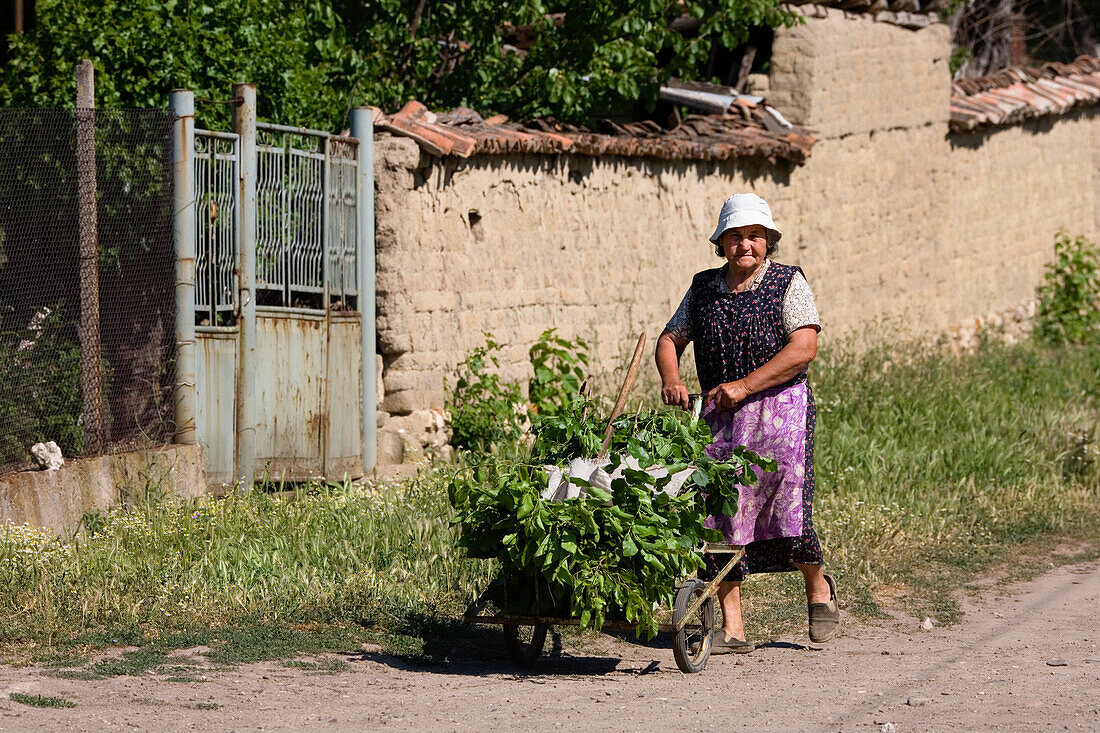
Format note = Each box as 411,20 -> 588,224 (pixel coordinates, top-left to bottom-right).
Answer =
702,384 -> 807,543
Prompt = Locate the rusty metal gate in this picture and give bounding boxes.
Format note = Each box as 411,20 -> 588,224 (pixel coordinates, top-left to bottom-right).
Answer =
171,86 -> 376,486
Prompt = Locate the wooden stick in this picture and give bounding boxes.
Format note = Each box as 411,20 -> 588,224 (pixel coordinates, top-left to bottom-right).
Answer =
599,333 -> 647,457
579,378 -> 591,421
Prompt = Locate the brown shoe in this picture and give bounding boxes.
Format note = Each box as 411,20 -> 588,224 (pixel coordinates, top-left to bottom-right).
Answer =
710,632 -> 755,655
808,573 -> 840,643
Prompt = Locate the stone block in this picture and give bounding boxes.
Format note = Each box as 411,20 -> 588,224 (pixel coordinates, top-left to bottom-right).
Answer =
376,354 -> 385,405
376,429 -> 405,466
376,135 -> 422,172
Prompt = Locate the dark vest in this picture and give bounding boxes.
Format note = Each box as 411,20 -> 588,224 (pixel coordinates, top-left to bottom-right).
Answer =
689,262 -> 808,392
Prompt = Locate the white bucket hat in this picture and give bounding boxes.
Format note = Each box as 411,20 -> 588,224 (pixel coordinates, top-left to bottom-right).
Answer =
709,193 -> 782,243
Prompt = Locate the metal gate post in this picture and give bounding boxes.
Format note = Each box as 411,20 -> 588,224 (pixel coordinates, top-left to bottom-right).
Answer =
350,108 -> 376,473
170,89 -> 197,445
233,84 -> 258,489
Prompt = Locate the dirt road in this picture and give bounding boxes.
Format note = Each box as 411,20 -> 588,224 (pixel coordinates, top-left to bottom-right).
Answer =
2,560 -> 1098,732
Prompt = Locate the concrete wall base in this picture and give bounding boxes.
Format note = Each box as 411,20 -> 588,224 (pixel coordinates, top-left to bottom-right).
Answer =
0,444 -> 206,537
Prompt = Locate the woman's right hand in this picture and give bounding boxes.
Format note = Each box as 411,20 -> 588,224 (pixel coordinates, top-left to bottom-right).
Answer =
662,381 -> 691,411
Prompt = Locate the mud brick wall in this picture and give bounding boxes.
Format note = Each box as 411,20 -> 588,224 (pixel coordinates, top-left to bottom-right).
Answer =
768,8 -> 951,138
372,12 -> 1100,445
373,139 -> 785,415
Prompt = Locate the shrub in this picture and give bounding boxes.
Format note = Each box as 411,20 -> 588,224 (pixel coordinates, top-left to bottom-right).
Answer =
527,328 -> 589,419
446,334 -> 524,452
0,307 -> 84,466
1035,232 -> 1100,345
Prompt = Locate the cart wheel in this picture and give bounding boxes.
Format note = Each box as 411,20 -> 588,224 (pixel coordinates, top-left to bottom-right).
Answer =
672,579 -> 715,673
503,623 -> 548,666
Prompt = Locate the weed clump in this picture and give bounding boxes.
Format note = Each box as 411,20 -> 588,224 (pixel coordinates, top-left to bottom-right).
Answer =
1036,232 -> 1100,345
10,692 -> 76,709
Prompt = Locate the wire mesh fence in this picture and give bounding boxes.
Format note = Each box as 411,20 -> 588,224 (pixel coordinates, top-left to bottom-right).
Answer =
0,108 -> 175,474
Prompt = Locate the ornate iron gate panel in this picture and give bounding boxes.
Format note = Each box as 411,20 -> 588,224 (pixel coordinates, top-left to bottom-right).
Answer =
254,123 -> 357,310
194,130 -> 239,326
327,137 -> 359,310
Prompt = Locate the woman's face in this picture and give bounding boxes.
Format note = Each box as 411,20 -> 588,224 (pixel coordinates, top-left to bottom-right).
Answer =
719,225 -> 768,271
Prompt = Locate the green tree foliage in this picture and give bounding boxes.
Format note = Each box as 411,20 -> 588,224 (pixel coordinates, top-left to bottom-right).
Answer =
0,0 -> 362,130
2,0 -> 796,129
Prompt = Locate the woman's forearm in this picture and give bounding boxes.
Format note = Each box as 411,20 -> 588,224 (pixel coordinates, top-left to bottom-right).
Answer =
741,329 -> 817,395
655,330 -> 687,386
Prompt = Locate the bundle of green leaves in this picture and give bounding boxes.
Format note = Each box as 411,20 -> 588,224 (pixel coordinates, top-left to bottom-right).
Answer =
448,397 -> 774,636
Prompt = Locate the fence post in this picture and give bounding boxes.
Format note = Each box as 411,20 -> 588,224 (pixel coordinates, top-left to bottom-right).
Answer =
75,60 -> 105,455
170,90 -> 197,446
350,108 -> 376,473
233,83 -> 258,489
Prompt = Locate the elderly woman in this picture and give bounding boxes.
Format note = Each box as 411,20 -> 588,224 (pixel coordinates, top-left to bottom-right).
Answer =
655,193 -> 838,654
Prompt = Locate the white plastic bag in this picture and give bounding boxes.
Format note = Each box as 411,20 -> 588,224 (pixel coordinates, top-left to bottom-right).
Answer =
541,455 -> 694,503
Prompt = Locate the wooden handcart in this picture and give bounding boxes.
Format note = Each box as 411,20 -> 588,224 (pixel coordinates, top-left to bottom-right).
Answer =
464,542 -> 744,674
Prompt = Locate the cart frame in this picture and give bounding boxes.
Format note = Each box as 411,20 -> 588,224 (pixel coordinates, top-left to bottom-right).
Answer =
463,542 -> 745,673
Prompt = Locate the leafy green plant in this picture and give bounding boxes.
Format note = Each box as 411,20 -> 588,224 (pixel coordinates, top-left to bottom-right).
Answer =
447,333 -> 525,452
449,400 -> 774,637
528,328 -> 589,419
949,46 -> 973,76
1035,232 -> 1100,345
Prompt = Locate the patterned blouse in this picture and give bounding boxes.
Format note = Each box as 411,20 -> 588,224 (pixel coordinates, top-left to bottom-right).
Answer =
665,259 -> 820,341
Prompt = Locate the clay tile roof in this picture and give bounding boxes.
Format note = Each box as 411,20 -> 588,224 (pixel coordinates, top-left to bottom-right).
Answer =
375,98 -> 816,165
949,56 -> 1100,132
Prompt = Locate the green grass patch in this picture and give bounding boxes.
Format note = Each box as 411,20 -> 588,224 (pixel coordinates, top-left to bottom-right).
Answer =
0,337 -> 1097,660
30,649 -> 88,668
10,692 -> 75,708
201,624 -> 365,665
89,648 -> 168,677
193,702 -> 220,710
283,657 -> 350,674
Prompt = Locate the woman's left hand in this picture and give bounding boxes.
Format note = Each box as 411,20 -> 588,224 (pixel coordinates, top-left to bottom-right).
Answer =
705,380 -> 752,410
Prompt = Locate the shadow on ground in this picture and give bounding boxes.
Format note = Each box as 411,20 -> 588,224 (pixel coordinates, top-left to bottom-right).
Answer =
352,614 -> 677,677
